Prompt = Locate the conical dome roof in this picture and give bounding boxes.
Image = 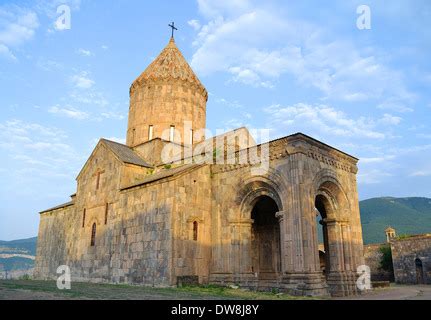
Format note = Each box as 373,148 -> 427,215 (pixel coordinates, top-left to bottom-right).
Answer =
131,38 -> 207,97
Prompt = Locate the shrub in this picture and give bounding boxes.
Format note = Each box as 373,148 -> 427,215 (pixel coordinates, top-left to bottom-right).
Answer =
397,234 -> 412,240
379,244 -> 393,272
19,274 -> 31,281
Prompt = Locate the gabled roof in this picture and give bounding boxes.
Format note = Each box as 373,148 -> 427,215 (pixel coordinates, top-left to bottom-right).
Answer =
131,38 -> 207,95
76,139 -> 153,181
101,139 -> 152,168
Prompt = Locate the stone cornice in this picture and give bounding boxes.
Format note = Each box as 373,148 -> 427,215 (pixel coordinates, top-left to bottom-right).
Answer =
129,77 -> 208,100
210,133 -> 358,175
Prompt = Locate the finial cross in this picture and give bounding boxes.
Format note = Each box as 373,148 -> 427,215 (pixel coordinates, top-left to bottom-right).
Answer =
168,22 -> 178,38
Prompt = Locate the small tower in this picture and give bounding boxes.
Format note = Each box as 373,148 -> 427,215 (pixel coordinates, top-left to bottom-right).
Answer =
126,34 -> 208,148
385,226 -> 396,243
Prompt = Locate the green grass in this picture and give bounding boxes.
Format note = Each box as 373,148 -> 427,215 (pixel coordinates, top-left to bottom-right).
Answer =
0,280 -> 320,300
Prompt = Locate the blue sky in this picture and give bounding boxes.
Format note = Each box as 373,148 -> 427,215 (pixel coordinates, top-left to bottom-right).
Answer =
0,0 -> 430,240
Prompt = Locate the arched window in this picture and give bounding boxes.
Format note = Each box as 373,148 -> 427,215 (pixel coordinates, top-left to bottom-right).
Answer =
148,125 -> 154,140
193,221 -> 198,241
90,223 -> 97,246
96,172 -> 101,190
416,258 -> 424,284
82,209 -> 86,228
170,125 -> 175,142
104,203 -> 109,225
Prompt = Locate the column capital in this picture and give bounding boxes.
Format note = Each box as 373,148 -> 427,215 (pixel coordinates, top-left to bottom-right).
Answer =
276,210 -> 288,222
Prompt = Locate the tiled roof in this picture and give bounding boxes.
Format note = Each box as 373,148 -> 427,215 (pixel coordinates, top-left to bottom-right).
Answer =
101,139 -> 152,168
132,38 -> 206,94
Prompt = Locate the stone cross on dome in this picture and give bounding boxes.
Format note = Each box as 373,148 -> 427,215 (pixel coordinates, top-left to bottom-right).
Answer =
168,22 -> 178,39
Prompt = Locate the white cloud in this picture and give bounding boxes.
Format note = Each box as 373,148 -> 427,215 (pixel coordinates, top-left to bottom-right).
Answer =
71,71 -> 95,89
190,1 -> 414,107
228,66 -> 273,88
49,105 -> 89,120
264,103 -> 386,140
100,111 -> 125,121
77,48 -> 93,57
188,19 -> 201,31
0,120 -> 68,152
379,114 -> 402,126
69,91 -> 108,107
214,95 -> 243,109
101,45 -> 109,50
357,169 -> 393,185
0,119 -> 83,201
105,137 -> 126,144
197,0 -> 251,19
360,155 -> 396,164
410,170 -> 431,177
0,43 -> 16,60
36,58 -> 62,71
0,11 -> 39,46
377,98 -> 414,113
34,0 -> 81,16
0,10 -> 39,60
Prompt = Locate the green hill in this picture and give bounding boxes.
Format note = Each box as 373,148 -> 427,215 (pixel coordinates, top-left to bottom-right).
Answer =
359,197 -> 431,244
0,237 -> 37,272
0,237 -> 37,255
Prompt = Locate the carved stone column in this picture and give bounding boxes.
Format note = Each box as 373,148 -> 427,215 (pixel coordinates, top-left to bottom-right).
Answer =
325,219 -> 344,272
276,210 -> 288,274
228,218 -> 255,282
324,218 -> 358,296
340,221 -> 352,272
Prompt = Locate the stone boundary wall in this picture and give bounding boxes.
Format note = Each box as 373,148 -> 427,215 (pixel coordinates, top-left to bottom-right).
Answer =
391,234 -> 431,284
363,243 -> 394,282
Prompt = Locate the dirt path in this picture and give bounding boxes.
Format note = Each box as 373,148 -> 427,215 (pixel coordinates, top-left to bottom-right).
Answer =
337,285 -> 431,300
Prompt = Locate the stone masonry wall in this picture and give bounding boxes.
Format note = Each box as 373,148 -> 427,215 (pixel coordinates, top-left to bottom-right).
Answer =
127,79 -> 207,147
391,235 -> 431,284
363,244 -> 394,281
35,160 -> 213,286
34,205 -> 74,279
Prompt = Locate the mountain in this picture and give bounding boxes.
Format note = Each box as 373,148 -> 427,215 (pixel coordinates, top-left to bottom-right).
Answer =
359,197 -> 431,244
0,237 -> 37,255
0,237 -> 37,274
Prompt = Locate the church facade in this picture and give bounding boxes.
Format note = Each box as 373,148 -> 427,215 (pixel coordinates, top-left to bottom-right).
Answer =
34,36 -> 365,297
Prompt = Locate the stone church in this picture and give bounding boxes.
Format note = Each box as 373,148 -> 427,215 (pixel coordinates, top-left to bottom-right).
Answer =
34,34 -> 365,297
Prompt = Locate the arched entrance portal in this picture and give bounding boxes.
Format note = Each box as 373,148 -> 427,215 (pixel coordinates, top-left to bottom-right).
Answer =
251,196 -> 281,280
315,195 -> 331,280
416,258 -> 424,284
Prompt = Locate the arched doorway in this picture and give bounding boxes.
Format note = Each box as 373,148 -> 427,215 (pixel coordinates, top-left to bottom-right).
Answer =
415,258 -> 424,284
315,195 -> 331,280
251,196 -> 281,280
